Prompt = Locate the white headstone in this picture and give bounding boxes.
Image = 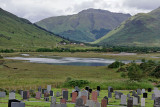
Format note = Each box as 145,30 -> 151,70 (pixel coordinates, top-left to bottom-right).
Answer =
47,85 -> 51,92
86,100 -> 95,107
133,97 -> 138,106
9,92 -> 15,99
142,89 -> 145,93
141,98 -> 145,107
120,95 -> 127,105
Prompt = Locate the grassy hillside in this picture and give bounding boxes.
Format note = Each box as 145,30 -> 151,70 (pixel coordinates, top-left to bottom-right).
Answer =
0,8 -> 67,50
94,7 -> 160,47
36,9 -> 131,42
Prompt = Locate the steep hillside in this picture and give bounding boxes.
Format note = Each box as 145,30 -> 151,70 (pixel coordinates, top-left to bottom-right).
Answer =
36,9 -> 131,42
0,8 -> 67,50
94,7 -> 160,47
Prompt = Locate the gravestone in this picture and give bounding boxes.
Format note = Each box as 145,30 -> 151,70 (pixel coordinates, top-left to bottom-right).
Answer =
35,92 -> 41,99
115,94 -> 120,99
110,88 -> 113,92
27,91 -> 30,99
89,89 -> 92,93
135,95 -> 140,104
11,102 -> 25,107
63,91 -> 68,100
60,98 -> 66,104
154,97 -> 160,107
18,90 -> 23,95
50,90 -> 54,96
97,86 -> 100,91
75,98 -> 84,106
78,91 -> 82,98
108,86 -> 111,92
38,86 -> 41,92
61,104 -> 67,107
0,92 -> 6,98
142,89 -> 145,93
154,89 -> 160,97
72,92 -> 78,103
21,91 -> 23,98
42,89 -> 47,94
152,94 -> 156,100
86,100 -> 94,107
95,102 -> 100,107
9,92 -> 15,100
133,97 -> 138,106
148,88 -> 152,92
127,94 -> 130,98
101,99 -> 107,107
44,97 -> 49,101
97,90 -> 100,96
56,92 -> 60,97
23,91 -> 28,100
91,91 -> 98,102
70,93 -> 72,98
141,98 -> 145,107
47,85 -> 51,92
137,89 -> 141,95
127,98 -> 133,107
120,95 -> 127,105
81,90 -> 88,99
143,93 -> 148,98
108,92 -> 112,98
132,91 -> 136,96
85,86 -> 89,91
8,99 -> 21,107
81,95 -> 87,104
75,86 -> 80,92
103,96 -> 108,104
51,96 -> 56,104
44,92 -> 50,98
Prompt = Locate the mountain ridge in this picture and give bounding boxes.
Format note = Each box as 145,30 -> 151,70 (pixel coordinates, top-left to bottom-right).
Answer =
36,8 -> 131,42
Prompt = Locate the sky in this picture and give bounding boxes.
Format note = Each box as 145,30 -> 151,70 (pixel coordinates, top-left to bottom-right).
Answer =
0,0 -> 160,23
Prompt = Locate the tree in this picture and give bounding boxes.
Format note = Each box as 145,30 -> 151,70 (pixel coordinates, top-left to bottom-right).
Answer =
151,65 -> 160,78
128,63 -> 144,81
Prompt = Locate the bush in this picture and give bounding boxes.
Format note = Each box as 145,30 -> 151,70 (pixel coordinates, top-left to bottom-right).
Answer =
128,63 -> 144,81
108,61 -> 125,68
117,67 -> 127,72
121,72 -> 127,78
151,65 -> 160,78
63,79 -> 89,87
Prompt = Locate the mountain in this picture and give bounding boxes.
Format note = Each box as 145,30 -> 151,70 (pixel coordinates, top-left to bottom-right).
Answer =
94,7 -> 160,47
36,9 -> 131,42
0,8 -> 67,50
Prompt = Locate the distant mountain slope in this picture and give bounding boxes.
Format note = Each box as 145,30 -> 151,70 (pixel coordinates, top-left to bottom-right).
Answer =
94,7 -> 160,47
36,9 -> 131,42
0,8 -> 67,50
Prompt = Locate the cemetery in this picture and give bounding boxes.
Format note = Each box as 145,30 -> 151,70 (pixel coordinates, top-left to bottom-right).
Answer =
0,85 -> 159,107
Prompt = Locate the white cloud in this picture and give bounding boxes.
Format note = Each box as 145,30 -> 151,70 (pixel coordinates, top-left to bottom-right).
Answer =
0,0 -> 159,22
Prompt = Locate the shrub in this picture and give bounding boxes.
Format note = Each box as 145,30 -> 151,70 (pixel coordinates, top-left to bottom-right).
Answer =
121,72 -> 127,78
151,65 -> 160,78
108,61 -> 125,68
63,79 -> 89,87
128,63 -> 144,81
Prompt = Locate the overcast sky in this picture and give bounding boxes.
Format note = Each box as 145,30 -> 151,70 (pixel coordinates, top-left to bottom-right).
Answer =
0,0 -> 159,22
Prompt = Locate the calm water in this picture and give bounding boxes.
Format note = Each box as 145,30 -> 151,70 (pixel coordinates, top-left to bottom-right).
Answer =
5,56 -> 138,66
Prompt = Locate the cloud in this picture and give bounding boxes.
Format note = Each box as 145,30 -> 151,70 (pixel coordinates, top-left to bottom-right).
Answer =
0,0 -> 159,22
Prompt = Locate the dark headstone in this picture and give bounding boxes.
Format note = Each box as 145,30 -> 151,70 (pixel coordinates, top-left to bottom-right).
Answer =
8,99 -> 20,107
104,96 -> 108,104
63,91 -> 68,100
97,86 -> 100,91
75,98 -> 84,106
38,86 -> 41,92
148,88 -> 152,92
127,98 -> 133,107
50,90 -> 54,96
70,93 -> 72,98
23,91 -> 27,100
85,87 -> 89,91
42,89 -> 47,94
154,97 -> 160,106
110,88 -> 113,92
89,89 -> 92,93
108,92 -> 112,98
143,93 -> 147,98
44,97 -> 49,102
